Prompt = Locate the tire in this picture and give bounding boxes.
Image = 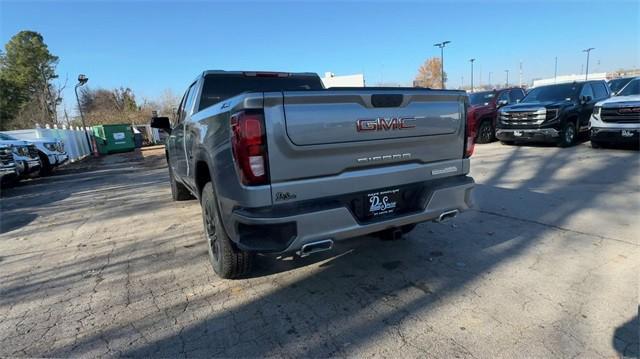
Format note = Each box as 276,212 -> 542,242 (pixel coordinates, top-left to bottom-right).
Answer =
476,121 -> 495,144
201,182 -> 253,279
500,141 -> 515,146
169,165 -> 194,201
591,140 -> 604,149
558,122 -> 577,147
38,152 -> 52,176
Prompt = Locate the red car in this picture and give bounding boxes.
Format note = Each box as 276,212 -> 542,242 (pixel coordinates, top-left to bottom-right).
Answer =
468,88 -> 526,143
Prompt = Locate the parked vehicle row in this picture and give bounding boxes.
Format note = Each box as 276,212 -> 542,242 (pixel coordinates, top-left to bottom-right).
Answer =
468,77 -> 638,149
0,132 -> 68,186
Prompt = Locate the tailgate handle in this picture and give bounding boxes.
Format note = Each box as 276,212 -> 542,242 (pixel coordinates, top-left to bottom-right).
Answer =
371,94 -> 403,108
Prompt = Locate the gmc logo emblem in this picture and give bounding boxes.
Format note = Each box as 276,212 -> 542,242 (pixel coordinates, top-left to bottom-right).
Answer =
356,117 -> 416,132
619,107 -> 640,114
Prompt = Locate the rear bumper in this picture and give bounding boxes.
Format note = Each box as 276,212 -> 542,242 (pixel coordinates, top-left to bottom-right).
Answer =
495,128 -> 560,142
228,175 -> 474,253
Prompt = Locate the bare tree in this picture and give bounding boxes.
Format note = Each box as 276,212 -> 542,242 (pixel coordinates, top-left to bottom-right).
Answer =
414,57 -> 446,89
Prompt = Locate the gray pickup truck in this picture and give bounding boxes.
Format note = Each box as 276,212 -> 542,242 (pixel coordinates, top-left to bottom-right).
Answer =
152,71 -> 475,278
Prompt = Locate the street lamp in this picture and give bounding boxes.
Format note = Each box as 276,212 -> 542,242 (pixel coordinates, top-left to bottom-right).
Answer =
469,58 -> 475,92
505,70 -> 510,87
583,48 -> 595,80
434,40 -> 450,89
74,74 -> 91,152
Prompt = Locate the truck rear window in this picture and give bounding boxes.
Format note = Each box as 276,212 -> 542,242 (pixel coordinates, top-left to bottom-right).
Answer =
199,74 -> 324,110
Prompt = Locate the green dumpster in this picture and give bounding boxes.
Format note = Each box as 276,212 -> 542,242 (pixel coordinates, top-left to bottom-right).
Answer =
92,124 -> 135,154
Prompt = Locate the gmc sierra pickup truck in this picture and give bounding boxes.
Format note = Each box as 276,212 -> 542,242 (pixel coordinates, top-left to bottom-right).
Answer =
152,71 -> 475,278
496,80 -> 610,147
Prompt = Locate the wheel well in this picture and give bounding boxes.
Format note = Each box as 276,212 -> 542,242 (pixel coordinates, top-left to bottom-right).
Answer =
195,161 -> 211,197
566,115 -> 579,127
37,150 -> 50,166
478,117 -> 492,126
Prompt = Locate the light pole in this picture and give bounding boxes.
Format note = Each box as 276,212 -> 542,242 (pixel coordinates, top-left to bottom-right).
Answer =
505,70 -> 509,87
488,72 -> 492,87
583,48 -> 595,80
554,56 -> 558,83
469,58 -> 475,92
74,74 -> 91,151
434,41 -> 450,89
519,60 -> 523,87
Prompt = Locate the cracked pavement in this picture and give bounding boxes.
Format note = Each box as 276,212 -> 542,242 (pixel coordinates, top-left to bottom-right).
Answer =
0,142 -> 638,358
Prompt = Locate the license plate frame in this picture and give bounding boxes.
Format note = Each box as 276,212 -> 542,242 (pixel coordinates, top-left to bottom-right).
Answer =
365,188 -> 401,218
513,130 -> 523,137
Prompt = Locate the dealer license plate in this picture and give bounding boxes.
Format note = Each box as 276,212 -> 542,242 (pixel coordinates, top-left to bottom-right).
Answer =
621,129 -> 634,137
366,188 -> 400,217
513,131 -> 523,137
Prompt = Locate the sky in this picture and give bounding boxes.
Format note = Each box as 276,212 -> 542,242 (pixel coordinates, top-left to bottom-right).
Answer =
1,0 -> 638,115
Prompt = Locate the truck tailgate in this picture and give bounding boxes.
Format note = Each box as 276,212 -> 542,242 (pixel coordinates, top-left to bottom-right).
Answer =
264,89 -> 467,183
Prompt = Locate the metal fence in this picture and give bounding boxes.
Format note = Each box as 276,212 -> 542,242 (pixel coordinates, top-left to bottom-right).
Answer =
5,124 -> 93,162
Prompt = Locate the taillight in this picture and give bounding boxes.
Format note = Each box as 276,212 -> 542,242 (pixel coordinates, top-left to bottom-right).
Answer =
464,109 -> 476,158
230,111 -> 269,185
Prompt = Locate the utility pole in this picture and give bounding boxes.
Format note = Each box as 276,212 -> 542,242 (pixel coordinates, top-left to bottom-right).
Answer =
583,47 -> 595,80
469,58 -> 475,92
505,70 -> 509,87
488,72 -> 492,88
434,41 -> 451,89
554,57 -> 558,83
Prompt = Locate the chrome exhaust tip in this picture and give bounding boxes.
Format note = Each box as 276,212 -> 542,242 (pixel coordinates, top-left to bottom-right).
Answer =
436,209 -> 459,223
297,239 -> 334,257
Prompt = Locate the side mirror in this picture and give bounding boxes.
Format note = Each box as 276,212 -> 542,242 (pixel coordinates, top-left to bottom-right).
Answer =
497,99 -> 508,107
150,116 -> 171,133
580,95 -> 593,104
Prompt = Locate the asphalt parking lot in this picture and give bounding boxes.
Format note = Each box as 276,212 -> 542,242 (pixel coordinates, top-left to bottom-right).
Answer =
0,142 -> 638,358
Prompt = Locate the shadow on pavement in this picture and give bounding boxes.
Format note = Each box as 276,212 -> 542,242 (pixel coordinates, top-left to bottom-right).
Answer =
26,145 -> 636,357
613,313 -> 639,358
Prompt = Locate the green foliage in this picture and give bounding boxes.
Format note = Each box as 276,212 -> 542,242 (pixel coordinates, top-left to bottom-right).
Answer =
0,31 -> 59,130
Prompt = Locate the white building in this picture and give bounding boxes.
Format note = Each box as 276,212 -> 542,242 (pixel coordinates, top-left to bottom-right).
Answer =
321,72 -> 365,88
532,72 -> 608,87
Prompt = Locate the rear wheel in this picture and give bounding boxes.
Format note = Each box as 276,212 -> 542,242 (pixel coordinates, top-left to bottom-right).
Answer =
169,165 -> 194,201
201,182 -> 253,279
476,121 -> 495,144
558,122 -> 576,147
